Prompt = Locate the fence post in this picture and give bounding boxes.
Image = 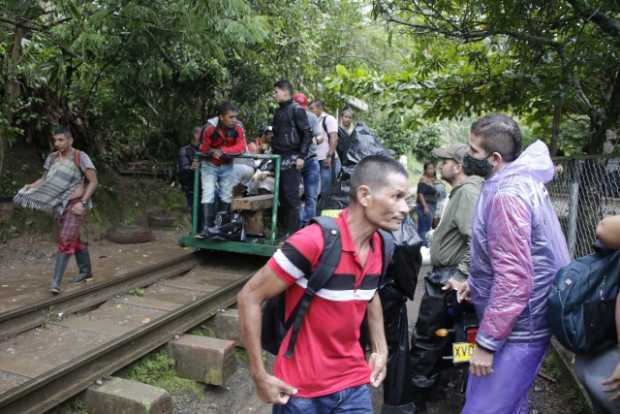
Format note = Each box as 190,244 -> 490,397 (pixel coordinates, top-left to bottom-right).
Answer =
567,159 -> 580,258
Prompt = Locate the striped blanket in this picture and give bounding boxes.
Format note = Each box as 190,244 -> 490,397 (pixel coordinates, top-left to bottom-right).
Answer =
13,152 -> 83,216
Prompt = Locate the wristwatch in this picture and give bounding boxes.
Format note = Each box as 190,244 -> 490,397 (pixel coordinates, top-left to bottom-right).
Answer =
80,200 -> 88,208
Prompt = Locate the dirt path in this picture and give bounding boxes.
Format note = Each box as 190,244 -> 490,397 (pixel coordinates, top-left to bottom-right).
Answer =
0,229 -> 188,313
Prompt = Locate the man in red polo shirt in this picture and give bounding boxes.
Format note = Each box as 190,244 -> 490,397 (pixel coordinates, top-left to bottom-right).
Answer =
238,155 -> 410,413
195,101 -> 245,238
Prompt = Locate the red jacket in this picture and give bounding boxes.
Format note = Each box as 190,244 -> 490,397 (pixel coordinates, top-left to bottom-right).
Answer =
199,122 -> 246,166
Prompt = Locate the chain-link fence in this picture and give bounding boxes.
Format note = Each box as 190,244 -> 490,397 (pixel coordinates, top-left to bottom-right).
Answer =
547,156 -> 620,258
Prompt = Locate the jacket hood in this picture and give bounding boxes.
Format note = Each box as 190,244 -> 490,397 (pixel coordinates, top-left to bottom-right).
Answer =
492,140 -> 555,184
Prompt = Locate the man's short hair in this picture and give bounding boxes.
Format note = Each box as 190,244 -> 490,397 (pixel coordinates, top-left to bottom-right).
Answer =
274,79 -> 294,95
349,155 -> 408,201
471,114 -> 522,162
309,100 -> 325,110
217,101 -> 238,116
53,127 -> 72,138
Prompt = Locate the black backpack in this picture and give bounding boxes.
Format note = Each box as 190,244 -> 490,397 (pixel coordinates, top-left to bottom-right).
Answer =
548,241 -> 620,354
261,216 -> 395,358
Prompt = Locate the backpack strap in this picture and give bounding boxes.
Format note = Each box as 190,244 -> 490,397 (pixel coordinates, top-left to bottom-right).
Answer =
377,229 -> 395,288
322,116 -> 329,137
283,216 -> 341,358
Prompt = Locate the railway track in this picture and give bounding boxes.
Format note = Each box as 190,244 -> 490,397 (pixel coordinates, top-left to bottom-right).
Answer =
0,251 -> 263,414
0,253 -> 197,341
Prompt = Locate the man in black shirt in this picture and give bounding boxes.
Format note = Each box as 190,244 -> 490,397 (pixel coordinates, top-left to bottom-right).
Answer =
177,127 -> 201,209
271,80 -> 313,235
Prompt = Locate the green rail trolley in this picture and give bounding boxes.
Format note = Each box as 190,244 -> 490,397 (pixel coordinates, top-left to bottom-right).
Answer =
178,153 -> 282,256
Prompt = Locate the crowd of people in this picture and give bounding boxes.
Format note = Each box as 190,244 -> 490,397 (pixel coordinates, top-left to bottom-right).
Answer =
177,79 -> 346,239
11,77 -> 620,414
235,113 -> 620,414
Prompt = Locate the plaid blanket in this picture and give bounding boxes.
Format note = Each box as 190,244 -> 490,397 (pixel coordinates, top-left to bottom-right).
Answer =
57,200 -> 87,254
13,153 -> 83,216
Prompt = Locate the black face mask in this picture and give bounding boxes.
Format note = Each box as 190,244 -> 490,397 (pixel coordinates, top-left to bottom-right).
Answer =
463,153 -> 493,178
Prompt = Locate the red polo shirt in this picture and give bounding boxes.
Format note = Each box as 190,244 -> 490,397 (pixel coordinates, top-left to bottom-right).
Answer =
267,209 -> 383,397
199,122 -> 245,166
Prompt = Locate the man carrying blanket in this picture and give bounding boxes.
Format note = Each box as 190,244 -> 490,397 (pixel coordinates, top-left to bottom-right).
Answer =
14,127 -> 98,294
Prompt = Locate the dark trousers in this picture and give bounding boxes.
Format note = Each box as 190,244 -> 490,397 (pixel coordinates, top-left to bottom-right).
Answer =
410,268 -> 454,390
279,167 -> 301,235
184,189 -> 203,230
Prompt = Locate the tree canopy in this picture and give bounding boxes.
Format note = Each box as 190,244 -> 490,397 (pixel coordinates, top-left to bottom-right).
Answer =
1,0 -> 619,181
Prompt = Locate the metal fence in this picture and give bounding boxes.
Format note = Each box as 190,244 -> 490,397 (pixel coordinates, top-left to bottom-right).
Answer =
547,156 -> 620,258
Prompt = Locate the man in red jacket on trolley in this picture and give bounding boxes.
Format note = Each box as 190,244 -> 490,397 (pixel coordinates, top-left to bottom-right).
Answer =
195,101 -> 245,239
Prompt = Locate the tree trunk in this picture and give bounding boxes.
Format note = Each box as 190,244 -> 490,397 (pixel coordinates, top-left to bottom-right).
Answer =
551,102 -> 562,155
584,70 -> 620,154
0,25 -> 25,179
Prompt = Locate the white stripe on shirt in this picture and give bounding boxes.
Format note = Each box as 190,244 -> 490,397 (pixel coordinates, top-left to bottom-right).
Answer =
295,277 -> 376,302
273,249 -> 305,279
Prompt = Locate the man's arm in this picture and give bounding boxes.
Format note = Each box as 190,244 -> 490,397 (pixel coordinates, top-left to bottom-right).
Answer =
81,169 -> 97,203
478,193 -> 534,351
294,106 -> 312,160
597,215 -> 620,249
199,126 -> 214,155
366,293 -> 388,388
71,169 -> 97,216
237,265 -> 298,404
454,188 -> 480,279
325,115 -> 339,165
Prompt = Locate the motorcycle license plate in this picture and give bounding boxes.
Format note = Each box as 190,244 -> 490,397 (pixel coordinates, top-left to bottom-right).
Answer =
452,342 -> 475,363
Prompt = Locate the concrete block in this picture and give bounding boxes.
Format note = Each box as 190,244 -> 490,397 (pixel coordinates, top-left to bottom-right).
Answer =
215,308 -> 242,345
85,377 -> 172,414
168,334 -> 236,386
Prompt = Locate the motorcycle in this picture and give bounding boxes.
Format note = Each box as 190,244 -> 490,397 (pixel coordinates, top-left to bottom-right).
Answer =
435,290 -> 479,394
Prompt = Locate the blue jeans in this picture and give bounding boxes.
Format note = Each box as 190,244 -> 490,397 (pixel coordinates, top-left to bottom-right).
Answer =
300,158 -> 321,225
272,384 -> 372,414
319,157 -> 341,196
416,204 -> 435,246
200,161 -> 234,204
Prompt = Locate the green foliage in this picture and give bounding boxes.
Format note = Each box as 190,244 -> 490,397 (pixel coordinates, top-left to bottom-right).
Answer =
0,0 -> 394,171
122,348 -> 204,395
372,0 -> 620,154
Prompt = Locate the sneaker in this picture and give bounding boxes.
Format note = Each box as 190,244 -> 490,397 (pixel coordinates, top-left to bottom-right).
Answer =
72,274 -> 93,283
49,286 -> 61,295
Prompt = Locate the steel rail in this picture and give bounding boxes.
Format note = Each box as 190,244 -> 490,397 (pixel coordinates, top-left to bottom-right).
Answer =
0,272 -> 250,414
0,252 -> 197,341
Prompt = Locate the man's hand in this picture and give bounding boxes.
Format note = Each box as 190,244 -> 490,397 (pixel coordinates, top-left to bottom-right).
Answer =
602,362 -> 620,400
70,202 -> 86,216
470,345 -> 494,377
367,352 -> 387,388
443,278 -> 471,303
212,149 -> 223,159
295,158 -> 304,170
323,156 -> 332,168
191,160 -> 200,170
254,372 -> 298,405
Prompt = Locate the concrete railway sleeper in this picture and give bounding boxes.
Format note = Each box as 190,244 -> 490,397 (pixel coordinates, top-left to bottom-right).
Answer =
0,252 -> 198,341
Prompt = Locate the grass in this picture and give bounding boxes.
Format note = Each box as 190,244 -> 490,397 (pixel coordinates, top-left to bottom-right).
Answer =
190,325 -> 216,337
47,395 -> 88,414
120,348 -> 204,397
128,288 -> 145,297
541,350 -> 590,414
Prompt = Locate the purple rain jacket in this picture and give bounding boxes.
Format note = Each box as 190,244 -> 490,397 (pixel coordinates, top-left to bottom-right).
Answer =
469,140 -> 570,351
